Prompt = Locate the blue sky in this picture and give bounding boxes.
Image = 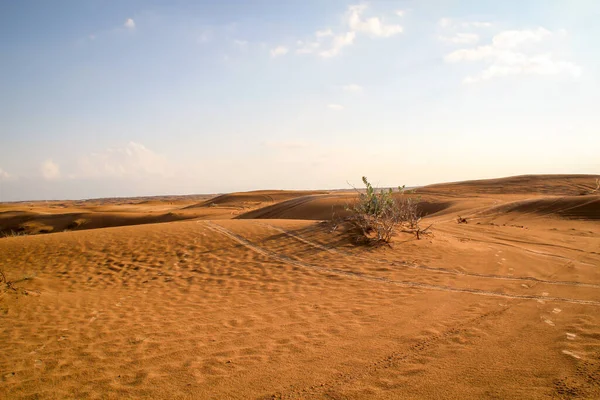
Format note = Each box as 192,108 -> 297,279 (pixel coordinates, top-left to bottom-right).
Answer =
0,0 -> 599,201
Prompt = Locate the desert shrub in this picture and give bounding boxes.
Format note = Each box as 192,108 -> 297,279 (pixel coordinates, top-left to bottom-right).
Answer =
0,230 -> 27,239
343,177 -> 431,244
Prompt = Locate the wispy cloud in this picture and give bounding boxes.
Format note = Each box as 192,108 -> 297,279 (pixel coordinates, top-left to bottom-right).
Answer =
41,160 -> 60,180
0,167 -> 14,181
197,30 -> 212,44
327,104 -> 344,110
440,18 -> 492,29
270,45 -> 289,57
76,142 -> 170,179
342,84 -> 363,92
319,32 -> 356,58
296,40 -> 321,54
439,33 -> 479,45
316,29 -> 333,38
395,10 -> 405,17
124,18 -> 135,29
293,4 -> 402,59
445,27 -> 581,83
347,4 -> 402,38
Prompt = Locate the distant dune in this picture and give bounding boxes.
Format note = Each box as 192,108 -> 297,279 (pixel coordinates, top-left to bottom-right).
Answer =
484,195 -> 600,220
417,174 -> 598,196
235,194 -> 455,220
2,175 -> 598,236
184,190 -> 328,209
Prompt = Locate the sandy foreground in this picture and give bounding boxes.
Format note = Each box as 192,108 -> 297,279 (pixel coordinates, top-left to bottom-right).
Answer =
1,175 -> 599,399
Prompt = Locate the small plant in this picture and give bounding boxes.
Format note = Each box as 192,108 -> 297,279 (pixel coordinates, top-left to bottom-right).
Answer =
342,177 -> 431,245
0,270 -> 15,291
0,270 -> 36,294
0,230 -> 27,239
591,178 -> 600,194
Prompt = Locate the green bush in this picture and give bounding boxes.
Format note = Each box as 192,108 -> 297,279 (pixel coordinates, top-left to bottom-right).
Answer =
344,177 -> 427,244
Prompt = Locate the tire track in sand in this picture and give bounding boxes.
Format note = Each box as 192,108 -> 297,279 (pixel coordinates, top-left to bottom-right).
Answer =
203,222 -> 600,306
257,222 -> 600,290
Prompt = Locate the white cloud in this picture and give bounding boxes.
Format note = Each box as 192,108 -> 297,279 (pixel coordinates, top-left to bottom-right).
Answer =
439,18 -> 453,29
197,31 -> 211,44
469,21 -> 492,28
270,45 -> 289,57
319,31 -> 356,58
233,39 -> 249,51
440,18 -> 492,29
492,27 -> 551,48
395,10 -> 405,17
316,29 -> 333,38
439,33 -> 479,45
445,27 -> 581,83
41,160 -> 60,180
292,4 -> 402,59
462,56 -> 582,84
347,4 -> 402,37
342,84 -> 363,92
0,167 -> 13,181
327,104 -> 344,110
124,18 -> 135,29
296,40 -> 321,54
76,142 -> 170,179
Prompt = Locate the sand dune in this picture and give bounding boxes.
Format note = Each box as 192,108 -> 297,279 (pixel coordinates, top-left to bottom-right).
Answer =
484,195 -> 600,220
417,174 -> 598,196
237,193 -> 455,220
0,195 -> 223,236
184,190 -> 328,209
1,175 -> 599,399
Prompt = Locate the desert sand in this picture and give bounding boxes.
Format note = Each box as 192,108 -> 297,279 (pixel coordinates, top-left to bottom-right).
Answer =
1,175 -> 599,399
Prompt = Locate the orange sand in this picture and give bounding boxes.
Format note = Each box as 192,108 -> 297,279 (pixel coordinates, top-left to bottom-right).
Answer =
1,175 -> 599,399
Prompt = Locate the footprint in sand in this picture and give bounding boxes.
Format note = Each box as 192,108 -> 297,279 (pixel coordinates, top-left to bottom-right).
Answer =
541,292 -> 549,297
543,319 -> 555,326
34,359 -> 43,368
89,316 -> 97,323
566,333 -> 577,340
552,308 -> 562,314
562,350 -> 580,359
521,284 -> 529,289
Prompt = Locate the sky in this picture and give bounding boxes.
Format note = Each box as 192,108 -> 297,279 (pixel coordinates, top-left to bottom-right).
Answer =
0,0 -> 599,201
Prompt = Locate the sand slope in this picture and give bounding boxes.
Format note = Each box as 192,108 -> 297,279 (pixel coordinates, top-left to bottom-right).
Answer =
417,174 -> 598,196
236,193 -> 455,220
185,190 -> 328,209
1,175 -> 599,399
